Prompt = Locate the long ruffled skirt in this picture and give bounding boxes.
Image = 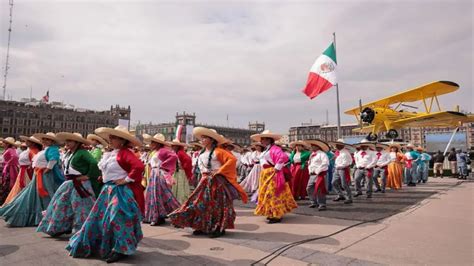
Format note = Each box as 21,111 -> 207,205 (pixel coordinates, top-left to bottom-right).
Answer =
290,164 -> 310,199
171,169 -> 191,204
66,183 -> 143,258
143,170 -> 181,223
387,162 -> 403,189
0,166 -> 19,205
240,164 -> 262,193
169,174 -> 239,233
2,166 -> 32,206
0,170 -> 62,227
37,180 -> 96,235
254,168 -> 297,219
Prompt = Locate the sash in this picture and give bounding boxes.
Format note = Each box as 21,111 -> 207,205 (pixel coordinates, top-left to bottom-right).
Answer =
35,168 -> 49,198
66,174 -> 92,198
18,165 -> 29,188
314,171 -> 328,195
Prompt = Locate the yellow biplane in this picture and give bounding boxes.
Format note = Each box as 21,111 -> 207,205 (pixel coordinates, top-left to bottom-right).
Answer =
345,81 -> 474,140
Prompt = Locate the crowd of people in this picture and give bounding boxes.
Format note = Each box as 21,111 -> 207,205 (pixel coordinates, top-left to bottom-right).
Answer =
0,126 -> 471,263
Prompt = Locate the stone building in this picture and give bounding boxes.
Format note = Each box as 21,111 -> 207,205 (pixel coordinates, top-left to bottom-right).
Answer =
289,123 -> 366,143
135,112 -> 265,146
0,100 -> 130,139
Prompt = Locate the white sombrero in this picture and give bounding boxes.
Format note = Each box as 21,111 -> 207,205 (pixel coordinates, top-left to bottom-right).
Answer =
193,127 -> 227,145
406,143 -> 415,149
33,132 -> 61,144
170,138 -> 188,148
388,142 -> 402,150
250,130 -> 282,142
2,137 -> 17,147
289,140 -> 310,149
95,126 -> 142,147
143,133 -> 169,146
87,134 -> 108,147
56,132 -> 92,145
19,135 -> 43,146
305,139 -> 330,152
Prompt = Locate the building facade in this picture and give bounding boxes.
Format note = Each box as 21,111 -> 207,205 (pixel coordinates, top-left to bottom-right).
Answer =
0,100 -> 130,139
135,112 -> 265,146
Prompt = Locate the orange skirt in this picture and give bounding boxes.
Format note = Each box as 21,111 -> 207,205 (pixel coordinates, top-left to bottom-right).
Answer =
387,162 -> 403,189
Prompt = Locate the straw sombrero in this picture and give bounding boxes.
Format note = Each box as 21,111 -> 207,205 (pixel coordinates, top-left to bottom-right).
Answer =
250,130 -> 282,142
251,142 -> 266,149
189,142 -> 204,149
305,139 -> 330,152
328,138 -> 349,146
33,132 -> 61,144
14,141 -> 23,147
193,127 -> 227,145
354,139 -> 375,149
19,135 -> 43,146
56,132 -> 92,145
406,143 -> 415,149
375,143 -> 389,150
87,134 -> 108,147
289,140 -> 310,149
143,133 -> 169,146
170,138 -> 188,148
2,137 -> 17,147
95,126 -> 142,147
388,142 -> 402,150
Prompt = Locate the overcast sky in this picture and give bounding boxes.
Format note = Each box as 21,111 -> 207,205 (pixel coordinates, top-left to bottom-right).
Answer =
1,0 -> 472,133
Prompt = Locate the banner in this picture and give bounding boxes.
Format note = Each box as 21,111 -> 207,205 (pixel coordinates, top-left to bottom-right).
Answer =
185,125 -> 194,143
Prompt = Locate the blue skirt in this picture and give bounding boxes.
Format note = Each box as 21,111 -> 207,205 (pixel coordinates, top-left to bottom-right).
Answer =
66,183 -> 143,258
37,180 -> 96,235
0,170 -> 63,227
143,170 -> 180,223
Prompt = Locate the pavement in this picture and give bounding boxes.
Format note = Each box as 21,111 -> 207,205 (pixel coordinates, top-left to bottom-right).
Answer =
1,177 -> 473,265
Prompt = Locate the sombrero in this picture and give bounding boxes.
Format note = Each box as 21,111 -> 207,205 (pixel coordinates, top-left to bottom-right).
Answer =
143,133 -> 169,146
189,142 -> 204,149
388,142 -> 402,150
193,127 -> 227,145
2,137 -> 17,147
354,139 -> 375,149
95,126 -> 142,147
250,130 -> 282,142
56,132 -> 92,145
406,143 -> 415,149
87,134 -> 108,147
251,142 -> 266,149
19,135 -> 43,146
289,140 -> 310,149
33,132 -> 61,144
305,139 -> 330,152
170,138 -> 188,148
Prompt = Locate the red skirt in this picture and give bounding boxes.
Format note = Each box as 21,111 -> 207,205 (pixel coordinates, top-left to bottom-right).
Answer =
290,164 -> 309,199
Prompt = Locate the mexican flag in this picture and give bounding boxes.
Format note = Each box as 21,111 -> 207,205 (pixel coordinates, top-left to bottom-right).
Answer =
302,42 -> 337,99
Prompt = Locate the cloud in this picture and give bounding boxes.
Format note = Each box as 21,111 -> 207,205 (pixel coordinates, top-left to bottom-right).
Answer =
0,0 -> 472,133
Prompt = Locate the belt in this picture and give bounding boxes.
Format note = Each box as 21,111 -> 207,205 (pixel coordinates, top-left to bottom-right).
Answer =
66,175 -> 92,198
262,164 -> 274,169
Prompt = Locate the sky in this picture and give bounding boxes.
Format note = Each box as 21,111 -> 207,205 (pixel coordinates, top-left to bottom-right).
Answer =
1,0 -> 472,133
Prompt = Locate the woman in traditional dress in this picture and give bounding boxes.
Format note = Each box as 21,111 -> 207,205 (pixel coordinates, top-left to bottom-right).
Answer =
289,141 -> 311,200
386,143 -> 404,190
252,130 -> 297,223
2,136 -> 42,206
169,127 -> 248,238
66,126 -> 144,263
87,133 -> 108,162
37,133 -> 101,237
170,139 -> 193,203
0,132 -> 64,227
0,137 -> 20,205
240,142 -> 264,193
142,134 -> 180,226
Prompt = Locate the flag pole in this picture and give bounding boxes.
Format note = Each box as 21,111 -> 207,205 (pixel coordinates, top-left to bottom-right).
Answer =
333,32 -> 341,140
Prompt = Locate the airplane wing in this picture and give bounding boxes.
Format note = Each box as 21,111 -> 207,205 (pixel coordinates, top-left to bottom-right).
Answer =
344,80 -> 459,115
390,111 -> 473,128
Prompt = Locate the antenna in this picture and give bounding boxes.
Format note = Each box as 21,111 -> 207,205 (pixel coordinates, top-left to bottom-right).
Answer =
2,0 -> 14,101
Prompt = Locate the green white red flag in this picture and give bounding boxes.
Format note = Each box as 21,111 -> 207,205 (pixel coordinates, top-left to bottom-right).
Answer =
302,42 -> 337,99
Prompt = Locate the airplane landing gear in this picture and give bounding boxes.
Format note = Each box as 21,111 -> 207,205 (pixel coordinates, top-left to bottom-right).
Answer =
386,129 -> 399,139
366,133 -> 378,141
